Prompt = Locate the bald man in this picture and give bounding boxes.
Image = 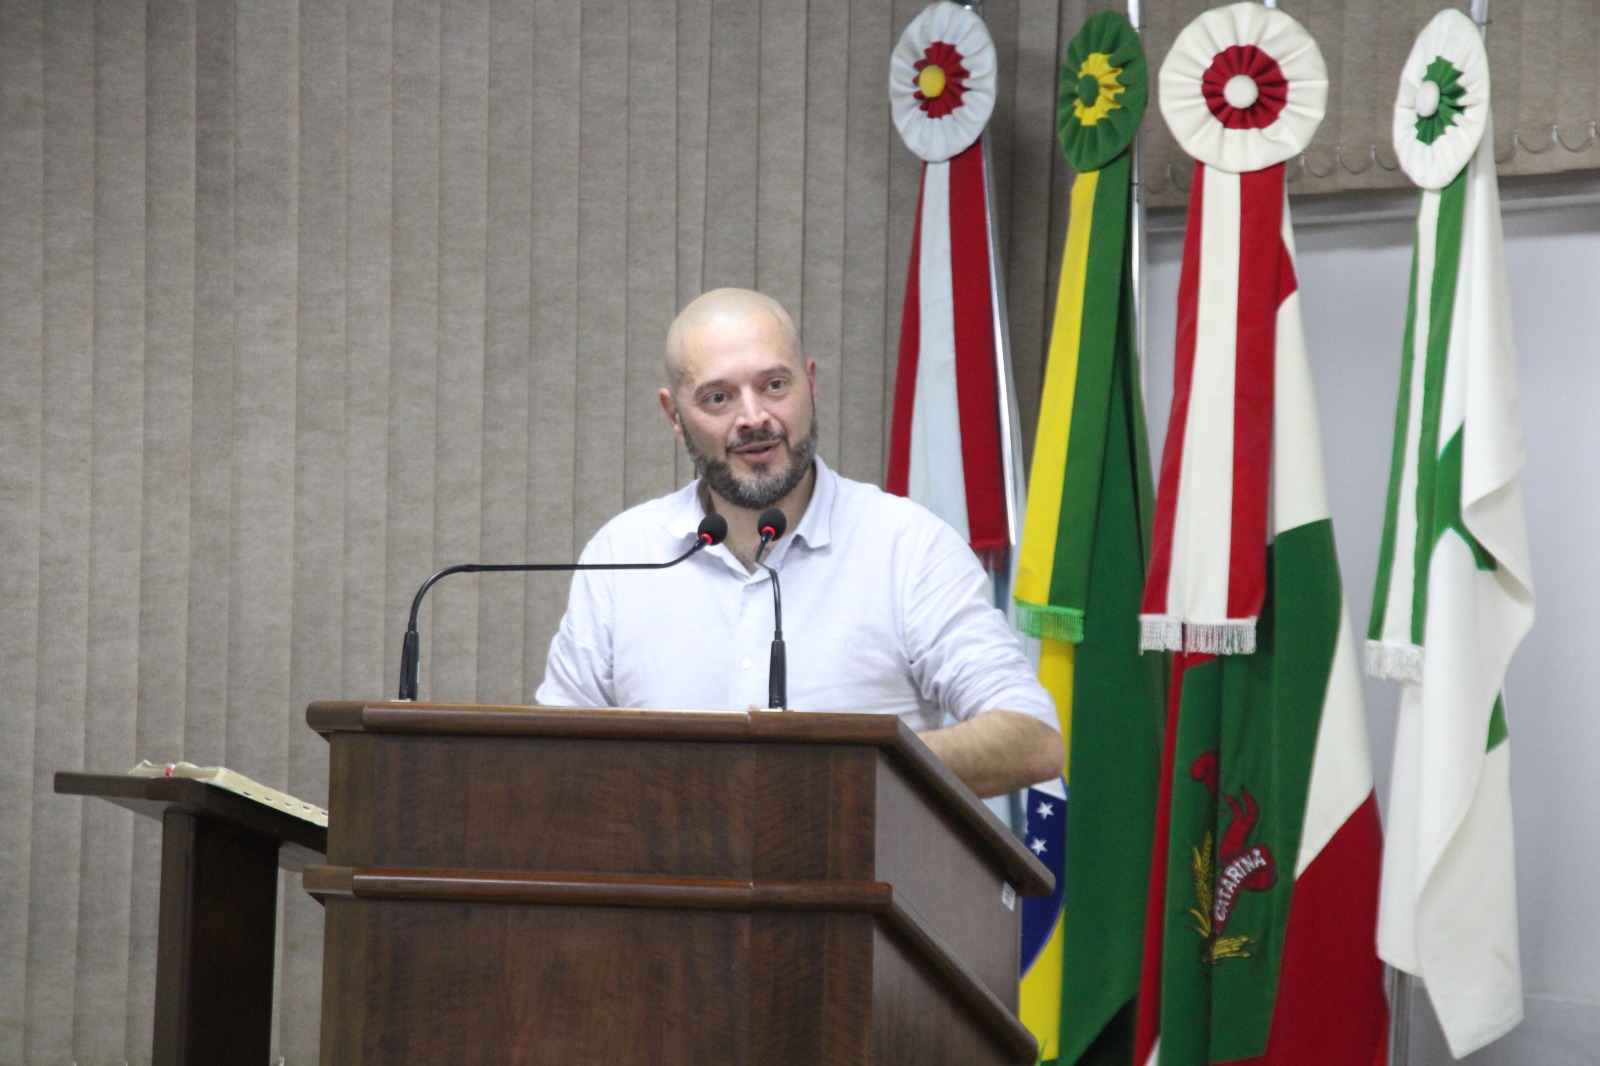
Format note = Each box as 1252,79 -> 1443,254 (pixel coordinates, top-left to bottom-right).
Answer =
536,289 -> 1062,797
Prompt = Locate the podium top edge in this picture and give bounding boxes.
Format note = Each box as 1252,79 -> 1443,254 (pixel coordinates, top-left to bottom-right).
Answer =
306,701 -> 905,744
304,702 -> 1052,895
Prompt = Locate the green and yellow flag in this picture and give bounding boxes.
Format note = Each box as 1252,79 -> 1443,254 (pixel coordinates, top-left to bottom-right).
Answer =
1015,12 -> 1163,1065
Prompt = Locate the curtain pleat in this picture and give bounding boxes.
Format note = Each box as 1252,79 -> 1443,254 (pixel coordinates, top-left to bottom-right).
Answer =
0,1 -> 45,1061
185,0 -> 234,772
755,0 -> 807,314
283,0 -> 346,1055
385,0 -> 441,713
128,0 -> 197,1053
522,0 -> 580,696
703,0 -> 760,296
996,0 -> 1068,457
572,0 -> 629,543
28,0 -> 96,1056
3,2 -> 1080,1060
479,0 -> 534,707
837,0 -> 894,485
430,0 -> 490,705
623,0 -> 680,506
74,2 -> 146,1058
342,0 -> 394,704
800,0 -> 848,469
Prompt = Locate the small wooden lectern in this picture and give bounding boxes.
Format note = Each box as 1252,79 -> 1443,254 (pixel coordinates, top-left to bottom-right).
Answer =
54,771 -> 328,1065
305,701 -> 1053,1065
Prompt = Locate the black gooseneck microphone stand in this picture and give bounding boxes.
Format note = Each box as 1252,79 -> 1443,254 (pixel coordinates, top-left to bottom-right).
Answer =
754,507 -> 788,711
396,514 -> 728,701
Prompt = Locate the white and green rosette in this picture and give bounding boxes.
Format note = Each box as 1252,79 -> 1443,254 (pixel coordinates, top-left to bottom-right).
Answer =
1158,1 -> 1326,174
1393,8 -> 1490,190
889,1 -> 997,163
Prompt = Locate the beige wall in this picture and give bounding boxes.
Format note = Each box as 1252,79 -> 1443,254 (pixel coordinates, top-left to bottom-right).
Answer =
0,1 -> 1079,1060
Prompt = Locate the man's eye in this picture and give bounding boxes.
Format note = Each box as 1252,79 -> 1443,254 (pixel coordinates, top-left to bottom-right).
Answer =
765,378 -> 788,392
703,392 -> 726,406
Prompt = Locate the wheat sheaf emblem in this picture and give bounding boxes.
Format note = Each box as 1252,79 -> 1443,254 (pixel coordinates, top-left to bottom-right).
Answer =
1186,752 -> 1279,965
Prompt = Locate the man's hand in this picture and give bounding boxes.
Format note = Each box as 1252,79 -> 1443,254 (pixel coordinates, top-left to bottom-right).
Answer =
918,710 -> 1064,798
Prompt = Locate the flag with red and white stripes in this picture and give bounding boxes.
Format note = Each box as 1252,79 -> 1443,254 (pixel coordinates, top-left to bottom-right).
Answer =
886,1 -> 1015,566
1134,6 -> 1388,1063
887,142 -> 1007,556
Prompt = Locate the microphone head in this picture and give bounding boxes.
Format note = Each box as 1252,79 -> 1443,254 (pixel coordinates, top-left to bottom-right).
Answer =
757,507 -> 787,542
697,513 -> 729,546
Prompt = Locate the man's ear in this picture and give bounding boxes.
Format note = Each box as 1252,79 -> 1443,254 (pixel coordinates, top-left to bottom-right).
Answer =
806,357 -> 818,405
659,387 -> 685,442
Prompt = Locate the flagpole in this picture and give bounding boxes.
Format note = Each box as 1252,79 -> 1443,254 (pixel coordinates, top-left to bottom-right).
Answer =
1127,0 -> 1148,414
964,0 -> 1025,585
963,0 -> 1030,839
982,135 -> 1023,564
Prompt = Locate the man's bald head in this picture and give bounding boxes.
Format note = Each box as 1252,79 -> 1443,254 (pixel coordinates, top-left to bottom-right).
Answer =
664,288 -> 803,395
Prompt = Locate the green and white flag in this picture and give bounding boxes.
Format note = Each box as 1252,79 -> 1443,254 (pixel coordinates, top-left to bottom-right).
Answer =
1369,10 -> 1535,1057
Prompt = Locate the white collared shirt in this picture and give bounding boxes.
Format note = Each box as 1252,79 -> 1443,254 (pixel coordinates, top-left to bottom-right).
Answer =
536,457 -> 1057,734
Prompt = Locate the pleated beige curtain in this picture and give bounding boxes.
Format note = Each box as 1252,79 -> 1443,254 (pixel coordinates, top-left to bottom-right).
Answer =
1139,0 -> 1600,206
0,1 -> 1084,1060
10,0 -> 1595,1060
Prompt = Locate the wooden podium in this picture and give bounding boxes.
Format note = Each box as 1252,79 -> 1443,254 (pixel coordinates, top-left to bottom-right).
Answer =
304,701 -> 1053,1065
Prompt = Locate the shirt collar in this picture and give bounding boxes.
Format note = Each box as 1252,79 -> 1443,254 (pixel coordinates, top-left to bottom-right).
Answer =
661,455 -> 838,554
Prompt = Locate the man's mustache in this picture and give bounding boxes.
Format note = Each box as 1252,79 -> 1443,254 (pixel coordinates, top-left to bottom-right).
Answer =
727,427 -> 787,452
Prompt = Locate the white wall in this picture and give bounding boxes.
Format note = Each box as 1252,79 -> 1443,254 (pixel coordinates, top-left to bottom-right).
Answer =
1143,189 -> 1600,1066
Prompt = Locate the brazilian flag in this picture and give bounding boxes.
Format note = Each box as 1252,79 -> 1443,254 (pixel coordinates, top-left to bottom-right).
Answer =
1015,12 -> 1164,1066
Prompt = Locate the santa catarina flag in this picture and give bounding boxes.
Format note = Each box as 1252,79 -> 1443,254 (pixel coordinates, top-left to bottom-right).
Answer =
1014,13 -> 1163,1066
1133,6 -> 1387,1064
887,1 -> 1018,566
1369,11 -> 1534,1056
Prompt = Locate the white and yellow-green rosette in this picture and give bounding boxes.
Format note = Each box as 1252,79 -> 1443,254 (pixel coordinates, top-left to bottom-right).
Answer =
1056,10 -> 1146,173
1393,8 -> 1489,190
1017,10 -> 1148,643
888,1 -> 997,164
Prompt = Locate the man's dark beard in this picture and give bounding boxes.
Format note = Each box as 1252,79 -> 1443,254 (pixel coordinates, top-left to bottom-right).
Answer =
685,416 -> 819,511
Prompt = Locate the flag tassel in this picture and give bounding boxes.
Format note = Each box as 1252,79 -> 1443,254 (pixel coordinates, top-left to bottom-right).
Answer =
1364,639 -> 1423,682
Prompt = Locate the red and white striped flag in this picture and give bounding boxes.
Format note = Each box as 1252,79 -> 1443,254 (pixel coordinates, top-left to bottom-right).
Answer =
886,1 -> 1018,567
1134,7 -> 1388,1063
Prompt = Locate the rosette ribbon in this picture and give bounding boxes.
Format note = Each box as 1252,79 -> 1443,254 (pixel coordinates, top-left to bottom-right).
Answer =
1133,6 -> 1388,1065
886,1 -> 1013,562
1137,0 -> 1330,656
1369,9 -> 1533,1058
1014,14 -> 1163,1066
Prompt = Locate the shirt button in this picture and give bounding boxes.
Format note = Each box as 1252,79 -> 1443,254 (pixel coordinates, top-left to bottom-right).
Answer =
741,658 -> 752,670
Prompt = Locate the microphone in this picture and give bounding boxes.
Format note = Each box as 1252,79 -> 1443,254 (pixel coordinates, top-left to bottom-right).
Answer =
753,507 -> 788,710
755,507 -> 787,565
396,514 -> 728,701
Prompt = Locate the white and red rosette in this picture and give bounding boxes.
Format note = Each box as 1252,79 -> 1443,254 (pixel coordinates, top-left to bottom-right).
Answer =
889,1 -> 997,163
1393,9 -> 1489,190
1158,1 -> 1326,173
